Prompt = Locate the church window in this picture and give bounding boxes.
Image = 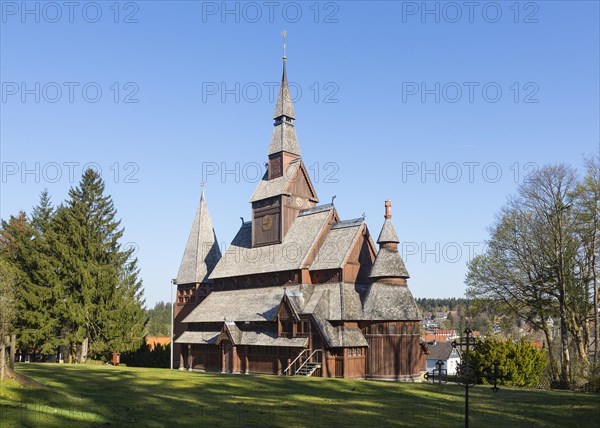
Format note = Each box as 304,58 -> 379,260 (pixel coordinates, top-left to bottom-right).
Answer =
401,325 -> 408,335
389,324 -> 397,334
378,324 -> 384,335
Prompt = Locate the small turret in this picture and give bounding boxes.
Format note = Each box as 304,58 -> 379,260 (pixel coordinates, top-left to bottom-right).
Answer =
369,200 -> 409,284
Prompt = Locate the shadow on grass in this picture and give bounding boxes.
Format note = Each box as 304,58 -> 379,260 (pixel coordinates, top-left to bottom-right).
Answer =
0,364 -> 598,427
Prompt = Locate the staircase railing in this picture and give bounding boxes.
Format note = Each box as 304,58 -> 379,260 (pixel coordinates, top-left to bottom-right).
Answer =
285,349 -> 322,376
284,349 -> 309,375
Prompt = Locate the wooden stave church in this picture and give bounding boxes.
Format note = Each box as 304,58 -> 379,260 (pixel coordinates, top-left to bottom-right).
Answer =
173,52 -> 426,380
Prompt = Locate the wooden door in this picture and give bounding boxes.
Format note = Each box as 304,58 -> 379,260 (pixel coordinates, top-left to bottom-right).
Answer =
223,344 -> 233,373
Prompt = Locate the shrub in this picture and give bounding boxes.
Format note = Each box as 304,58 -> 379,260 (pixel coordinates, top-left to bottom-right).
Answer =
467,337 -> 548,387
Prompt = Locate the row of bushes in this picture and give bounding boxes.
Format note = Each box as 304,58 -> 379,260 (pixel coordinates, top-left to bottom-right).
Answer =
120,342 -> 170,368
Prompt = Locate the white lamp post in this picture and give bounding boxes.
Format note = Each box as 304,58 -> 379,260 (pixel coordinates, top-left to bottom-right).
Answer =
170,278 -> 177,369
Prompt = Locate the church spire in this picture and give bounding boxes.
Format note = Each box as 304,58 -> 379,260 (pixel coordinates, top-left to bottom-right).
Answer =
176,186 -> 222,285
268,32 -> 300,156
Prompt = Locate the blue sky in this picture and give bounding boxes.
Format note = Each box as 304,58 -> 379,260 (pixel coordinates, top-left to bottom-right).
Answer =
1,1 -> 599,307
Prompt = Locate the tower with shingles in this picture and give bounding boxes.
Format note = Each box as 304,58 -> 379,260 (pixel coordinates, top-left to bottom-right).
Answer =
173,188 -> 221,364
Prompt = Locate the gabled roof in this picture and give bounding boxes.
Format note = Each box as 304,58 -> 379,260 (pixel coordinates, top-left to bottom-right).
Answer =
249,159 -> 317,203
181,280 -> 421,347
369,247 -> 410,279
174,330 -> 220,345
309,221 -> 364,271
176,189 -> 221,285
377,218 -> 399,244
208,204 -> 335,279
183,285 -> 303,323
221,321 -> 243,344
426,342 -> 459,361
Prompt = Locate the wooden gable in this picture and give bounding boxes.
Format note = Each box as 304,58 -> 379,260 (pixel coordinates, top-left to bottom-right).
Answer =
275,294 -> 300,322
342,225 -> 378,283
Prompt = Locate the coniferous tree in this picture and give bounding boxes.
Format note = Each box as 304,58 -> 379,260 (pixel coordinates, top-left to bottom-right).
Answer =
0,209 -> 58,358
52,169 -> 146,361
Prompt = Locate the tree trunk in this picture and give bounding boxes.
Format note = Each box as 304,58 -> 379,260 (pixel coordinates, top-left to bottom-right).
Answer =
80,338 -> 88,364
541,323 -> 560,384
594,254 -> 599,365
0,343 -> 6,380
9,335 -> 15,370
559,300 -> 571,388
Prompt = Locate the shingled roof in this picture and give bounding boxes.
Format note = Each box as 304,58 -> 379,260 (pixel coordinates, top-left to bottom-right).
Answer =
377,218 -> 400,244
370,209 -> 409,280
273,57 -> 295,120
362,282 -> 422,320
269,56 -> 300,155
309,220 -> 365,271
182,280 -> 421,347
249,159 -> 317,203
175,330 -> 220,345
176,189 -> 221,285
268,120 -> 300,156
208,205 -> 335,279
369,247 -> 410,279
182,285 -> 303,323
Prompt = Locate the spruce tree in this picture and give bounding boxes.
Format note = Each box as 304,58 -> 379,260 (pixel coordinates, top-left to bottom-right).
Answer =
53,169 -> 146,361
0,210 -> 57,358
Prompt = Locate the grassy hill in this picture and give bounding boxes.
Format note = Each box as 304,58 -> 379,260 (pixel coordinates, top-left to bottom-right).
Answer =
1,364 -> 598,427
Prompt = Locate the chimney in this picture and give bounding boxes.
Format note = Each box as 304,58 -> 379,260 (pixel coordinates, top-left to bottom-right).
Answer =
384,200 -> 392,219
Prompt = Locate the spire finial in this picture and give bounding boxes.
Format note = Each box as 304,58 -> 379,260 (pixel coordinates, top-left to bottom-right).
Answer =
281,30 -> 287,59
384,200 -> 392,219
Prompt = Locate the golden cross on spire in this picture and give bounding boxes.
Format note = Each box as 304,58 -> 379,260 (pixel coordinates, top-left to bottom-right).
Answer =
281,30 -> 287,58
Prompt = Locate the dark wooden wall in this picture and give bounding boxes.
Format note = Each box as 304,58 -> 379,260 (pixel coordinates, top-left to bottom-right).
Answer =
363,321 -> 424,380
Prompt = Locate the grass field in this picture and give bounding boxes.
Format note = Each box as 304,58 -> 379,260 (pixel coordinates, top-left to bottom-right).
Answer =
0,364 -> 598,427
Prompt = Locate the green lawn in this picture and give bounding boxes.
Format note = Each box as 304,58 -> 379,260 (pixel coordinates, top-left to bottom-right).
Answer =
0,364 -> 598,427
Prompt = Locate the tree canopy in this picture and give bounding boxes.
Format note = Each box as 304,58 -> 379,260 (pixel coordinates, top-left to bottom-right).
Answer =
0,170 -> 146,362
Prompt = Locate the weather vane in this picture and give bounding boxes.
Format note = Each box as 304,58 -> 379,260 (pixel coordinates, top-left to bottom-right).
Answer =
282,30 -> 287,58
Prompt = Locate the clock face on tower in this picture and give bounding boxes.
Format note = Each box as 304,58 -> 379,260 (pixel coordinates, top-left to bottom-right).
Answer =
262,214 -> 273,231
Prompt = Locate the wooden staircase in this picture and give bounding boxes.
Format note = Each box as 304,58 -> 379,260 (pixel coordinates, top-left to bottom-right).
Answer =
295,361 -> 321,377
284,349 -> 322,377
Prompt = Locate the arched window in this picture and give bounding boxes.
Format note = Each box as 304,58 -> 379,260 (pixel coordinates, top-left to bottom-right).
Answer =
389,324 -> 397,334
401,325 -> 408,335
378,324 -> 384,335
